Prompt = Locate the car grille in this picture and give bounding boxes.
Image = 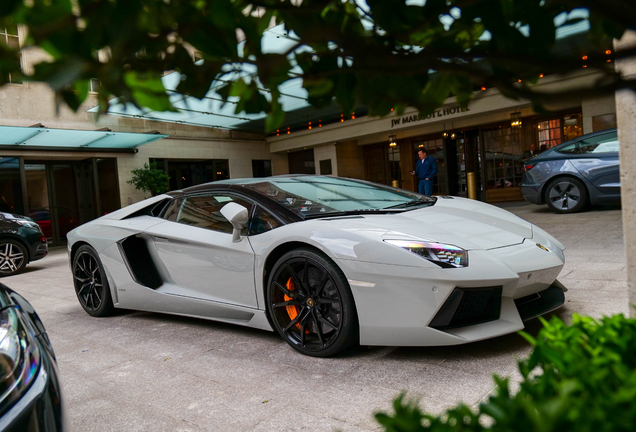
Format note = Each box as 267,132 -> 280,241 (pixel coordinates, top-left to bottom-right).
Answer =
429,286 -> 502,330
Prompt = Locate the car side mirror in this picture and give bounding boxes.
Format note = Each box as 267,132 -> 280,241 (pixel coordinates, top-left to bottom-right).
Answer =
220,202 -> 249,242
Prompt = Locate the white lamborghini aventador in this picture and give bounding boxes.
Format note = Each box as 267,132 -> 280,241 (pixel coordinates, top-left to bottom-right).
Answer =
67,175 -> 567,357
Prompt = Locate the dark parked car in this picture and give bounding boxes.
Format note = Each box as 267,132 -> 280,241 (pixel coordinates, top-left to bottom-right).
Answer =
0,213 -> 48,276
0,283 -> 64,431
521,129 -> 620,213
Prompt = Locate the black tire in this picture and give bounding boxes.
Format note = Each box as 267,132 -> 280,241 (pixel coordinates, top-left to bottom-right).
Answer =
266,247 -> 359,357
72,245 -> 115,317
545,177 -> 588,214
0,239 -> 28,277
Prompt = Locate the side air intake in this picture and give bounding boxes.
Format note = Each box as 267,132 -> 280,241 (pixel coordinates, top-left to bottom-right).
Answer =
119,236 -> 163,289
429,286 -> 502,330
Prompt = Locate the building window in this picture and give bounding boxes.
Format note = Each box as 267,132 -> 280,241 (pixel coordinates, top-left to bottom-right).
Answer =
388,145 -> 401,186
1,25 -> 22,84
0,157 -> 24,215
483,126 -> 523,190
563,114 -> 583,142
537,119 -> 562,151
592,113 -> 617,132
152,159 -> 230,190
252,160 -> 272,177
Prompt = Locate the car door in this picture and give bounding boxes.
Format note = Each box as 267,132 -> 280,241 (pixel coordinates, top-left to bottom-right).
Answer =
144,192 -> 258,308
567,131 -> 620,196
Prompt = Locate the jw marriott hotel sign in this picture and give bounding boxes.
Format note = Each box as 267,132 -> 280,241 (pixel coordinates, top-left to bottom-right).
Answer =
390,105 -> 470,128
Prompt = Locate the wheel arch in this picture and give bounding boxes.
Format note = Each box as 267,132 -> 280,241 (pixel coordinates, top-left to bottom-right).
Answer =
262,241 -> 325,303
69,240 -> 92,265
0,234 -> 31,263
541,173 -> 590,205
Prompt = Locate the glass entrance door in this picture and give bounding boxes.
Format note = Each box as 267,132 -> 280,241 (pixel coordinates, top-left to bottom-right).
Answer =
24,163 -> 53,242
24,161 -> 96,245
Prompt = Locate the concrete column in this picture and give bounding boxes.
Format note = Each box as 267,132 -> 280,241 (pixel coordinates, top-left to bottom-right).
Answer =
615,31 -> 636,316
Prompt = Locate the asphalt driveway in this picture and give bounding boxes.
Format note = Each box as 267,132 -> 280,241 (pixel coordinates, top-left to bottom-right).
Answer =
4,202 -> 628,431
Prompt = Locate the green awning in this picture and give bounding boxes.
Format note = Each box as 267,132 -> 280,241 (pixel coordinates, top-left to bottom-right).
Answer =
0,125 -> 168,151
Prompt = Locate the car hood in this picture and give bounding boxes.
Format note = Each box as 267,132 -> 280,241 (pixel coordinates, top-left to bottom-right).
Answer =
324,197 -> 532,250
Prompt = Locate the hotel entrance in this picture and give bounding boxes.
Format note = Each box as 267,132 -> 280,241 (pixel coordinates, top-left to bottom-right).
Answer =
412,130 -> 482,198
0,157 -> 119,245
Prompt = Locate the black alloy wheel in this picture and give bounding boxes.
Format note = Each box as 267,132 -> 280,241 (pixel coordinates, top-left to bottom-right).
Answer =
545,177 -> 588,214
72,245 -> 115,317
267,248 -> 358,357
0,240 -> 27,276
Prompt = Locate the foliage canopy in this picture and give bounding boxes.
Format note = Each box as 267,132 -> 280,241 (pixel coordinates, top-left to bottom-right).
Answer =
127,161 -> 170,197
1,0 -> 634,132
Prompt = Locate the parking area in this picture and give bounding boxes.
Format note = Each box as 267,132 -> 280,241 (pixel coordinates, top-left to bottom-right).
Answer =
4,202 -> 628,432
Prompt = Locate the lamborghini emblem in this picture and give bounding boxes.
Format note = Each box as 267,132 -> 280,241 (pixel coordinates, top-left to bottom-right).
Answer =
536,243 -> 549,252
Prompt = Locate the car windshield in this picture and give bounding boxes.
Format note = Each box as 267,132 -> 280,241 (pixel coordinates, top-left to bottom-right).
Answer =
242,176 -> 435,218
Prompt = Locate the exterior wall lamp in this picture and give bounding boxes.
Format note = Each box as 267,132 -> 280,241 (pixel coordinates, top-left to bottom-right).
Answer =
389,134 -> 397,147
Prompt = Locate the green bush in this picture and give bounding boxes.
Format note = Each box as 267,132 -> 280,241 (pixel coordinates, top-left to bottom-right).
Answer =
127,161 -> 170,197
376,313 -> 636,432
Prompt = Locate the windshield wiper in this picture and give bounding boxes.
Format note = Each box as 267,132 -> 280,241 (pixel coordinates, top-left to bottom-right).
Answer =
386,198 -> 437,209
303,208 -> 407,219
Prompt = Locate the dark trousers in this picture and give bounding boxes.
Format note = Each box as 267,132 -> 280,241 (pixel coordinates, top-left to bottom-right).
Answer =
418,179 -> 433,196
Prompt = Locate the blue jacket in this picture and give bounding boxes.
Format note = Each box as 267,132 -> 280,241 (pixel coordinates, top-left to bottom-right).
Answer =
415,156 -> 438,181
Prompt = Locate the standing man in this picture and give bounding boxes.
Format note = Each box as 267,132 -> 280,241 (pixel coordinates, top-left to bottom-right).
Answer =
411,149 -> 438,196
523,143 -> 538,160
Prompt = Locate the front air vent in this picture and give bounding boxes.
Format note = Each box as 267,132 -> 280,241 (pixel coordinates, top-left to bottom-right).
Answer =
119,236 -> 163,289
429,286 -> 502,330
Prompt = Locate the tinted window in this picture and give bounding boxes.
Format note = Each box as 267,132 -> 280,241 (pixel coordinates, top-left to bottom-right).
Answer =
162,198 -> 182,221
579,132 -> 619,154
557,132 -> 619,155
176,194 -> 253,234
249,206 -> 281,235
557,142 -> 578,154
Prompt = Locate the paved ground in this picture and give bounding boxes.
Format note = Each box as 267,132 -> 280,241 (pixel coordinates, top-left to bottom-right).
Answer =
4,202 -> 628,432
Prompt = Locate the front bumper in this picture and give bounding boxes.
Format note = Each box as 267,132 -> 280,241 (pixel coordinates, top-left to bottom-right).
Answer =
339,239 -> 566,346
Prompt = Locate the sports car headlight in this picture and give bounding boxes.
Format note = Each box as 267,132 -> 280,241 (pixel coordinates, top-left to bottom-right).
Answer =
384,240 -> 468,268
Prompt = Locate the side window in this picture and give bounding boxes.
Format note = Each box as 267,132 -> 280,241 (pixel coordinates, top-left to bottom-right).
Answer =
557,142 -> 578,154
176,194 -> 253,234
579,132 -> 619,154
162,198 -> 182,222
249,206 -> 282,235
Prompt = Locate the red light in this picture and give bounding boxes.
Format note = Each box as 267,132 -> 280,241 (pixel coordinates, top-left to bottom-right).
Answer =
276,129 -> 279,136
308,122 -> 312,130
605,50 -> 611,55
524,164 -> 535,172
481,86 -> 486,91
287,127 -> 290,135
40,236 -> 46,243
340,114 -> 344,122
582,55 -> 588,60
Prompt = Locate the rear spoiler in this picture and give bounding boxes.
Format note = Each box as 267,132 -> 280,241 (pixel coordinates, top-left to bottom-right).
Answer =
101,195 -> 172,220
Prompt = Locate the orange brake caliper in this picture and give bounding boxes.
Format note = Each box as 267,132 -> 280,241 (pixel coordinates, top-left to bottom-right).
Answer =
284,277 -> 309,333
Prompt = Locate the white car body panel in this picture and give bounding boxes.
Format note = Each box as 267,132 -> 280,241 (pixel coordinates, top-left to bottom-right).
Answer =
67,184 -> 567,348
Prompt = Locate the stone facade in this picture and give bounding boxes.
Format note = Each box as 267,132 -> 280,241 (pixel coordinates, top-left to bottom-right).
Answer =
615,31 -> 636,316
